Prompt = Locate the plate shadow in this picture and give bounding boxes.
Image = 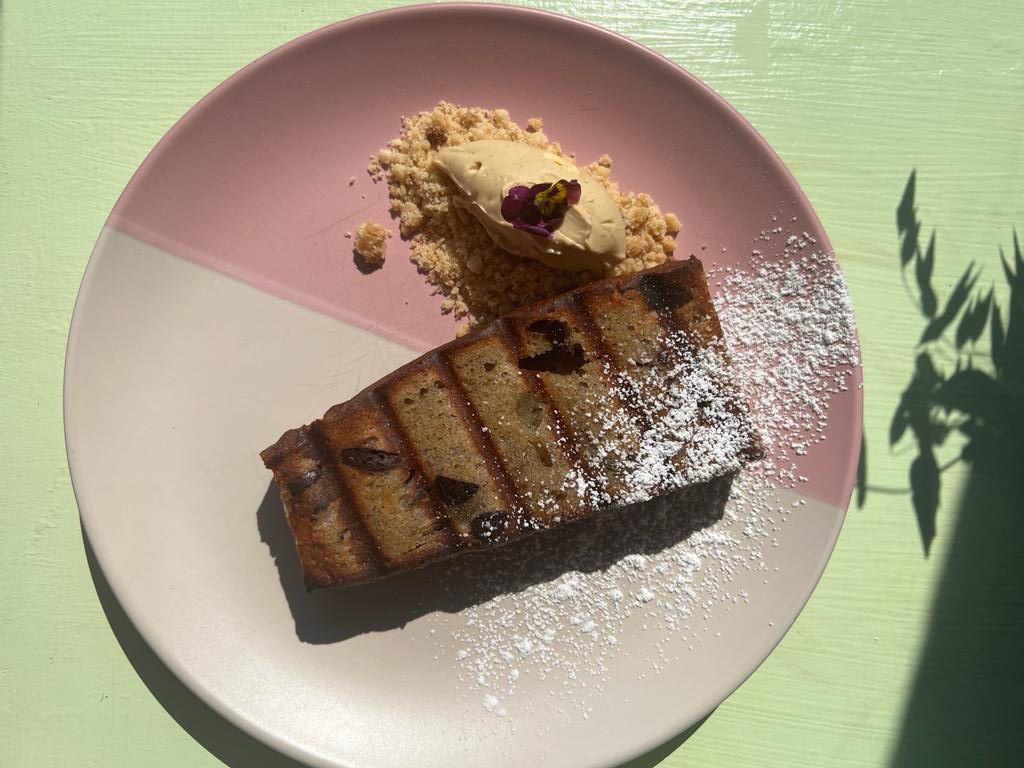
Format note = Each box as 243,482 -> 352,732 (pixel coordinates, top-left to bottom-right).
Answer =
620,714 -> 710,768
83,533 -> 308,768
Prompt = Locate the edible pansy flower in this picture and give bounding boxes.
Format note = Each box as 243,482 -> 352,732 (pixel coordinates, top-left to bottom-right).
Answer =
500,179 -> 582,238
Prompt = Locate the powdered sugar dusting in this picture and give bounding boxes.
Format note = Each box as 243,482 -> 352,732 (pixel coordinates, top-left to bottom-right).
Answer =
559,335 -> 760,513
426,222 -> 859,721
713,229 -> 859,487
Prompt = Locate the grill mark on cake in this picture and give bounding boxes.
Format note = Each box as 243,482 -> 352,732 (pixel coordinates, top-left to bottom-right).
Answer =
582,268 -> 713,489
305,421 -> 386,578
567,292 -> 653,432
619,269 -> 702,377
628,266 -> 764,478
498,318 -> 597,511
650,266 -> 754,454
431,350 -> 535,537
367,388 -> 461,551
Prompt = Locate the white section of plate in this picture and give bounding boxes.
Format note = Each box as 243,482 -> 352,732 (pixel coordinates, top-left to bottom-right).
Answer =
66,228 -> 844,768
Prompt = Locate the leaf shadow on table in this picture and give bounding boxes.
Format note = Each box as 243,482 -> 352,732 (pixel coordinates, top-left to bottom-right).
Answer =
865,172 -> 1024,766
85,475 -> 734,767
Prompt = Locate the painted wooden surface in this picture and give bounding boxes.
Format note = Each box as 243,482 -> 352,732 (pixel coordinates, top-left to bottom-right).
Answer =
1,1 -> 1022,766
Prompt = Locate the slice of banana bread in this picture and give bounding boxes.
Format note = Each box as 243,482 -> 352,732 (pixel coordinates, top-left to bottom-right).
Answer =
261,257 -> 763,589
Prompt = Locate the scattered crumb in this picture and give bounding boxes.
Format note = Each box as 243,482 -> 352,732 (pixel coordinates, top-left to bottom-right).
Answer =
368,101 -> 676,325
353,220 -> 391,271
348,176 -> 356,186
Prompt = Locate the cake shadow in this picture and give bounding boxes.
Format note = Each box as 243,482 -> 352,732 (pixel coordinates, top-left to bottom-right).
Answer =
257,473 -> 735,645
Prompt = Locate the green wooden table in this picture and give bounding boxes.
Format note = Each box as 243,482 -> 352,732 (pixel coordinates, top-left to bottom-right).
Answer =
3,1 -> 1022,765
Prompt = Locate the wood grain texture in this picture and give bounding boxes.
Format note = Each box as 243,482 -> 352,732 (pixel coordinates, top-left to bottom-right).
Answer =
1,1 -> 1022,766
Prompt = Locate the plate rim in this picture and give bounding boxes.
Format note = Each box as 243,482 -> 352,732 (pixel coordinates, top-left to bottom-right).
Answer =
64,4 -> 864,767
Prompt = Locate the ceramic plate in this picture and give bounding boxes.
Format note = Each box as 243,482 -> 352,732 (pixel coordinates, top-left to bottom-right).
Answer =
65,6 -> 862,767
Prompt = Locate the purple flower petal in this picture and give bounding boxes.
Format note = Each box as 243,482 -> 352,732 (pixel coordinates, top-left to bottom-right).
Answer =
520,201 -> 542,226
501,178 -> 581,239
500,195 -> 525,223
518,222 -> 553,238
565,180 -> 582,207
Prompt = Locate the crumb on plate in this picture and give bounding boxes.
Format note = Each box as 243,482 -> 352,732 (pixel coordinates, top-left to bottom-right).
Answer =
353,220 -> 391,270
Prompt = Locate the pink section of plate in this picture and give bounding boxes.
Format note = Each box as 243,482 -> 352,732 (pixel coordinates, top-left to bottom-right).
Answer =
106,4 -> 861,508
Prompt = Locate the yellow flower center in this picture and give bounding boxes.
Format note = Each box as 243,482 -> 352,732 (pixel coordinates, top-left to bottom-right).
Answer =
534,181 -> 569,217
